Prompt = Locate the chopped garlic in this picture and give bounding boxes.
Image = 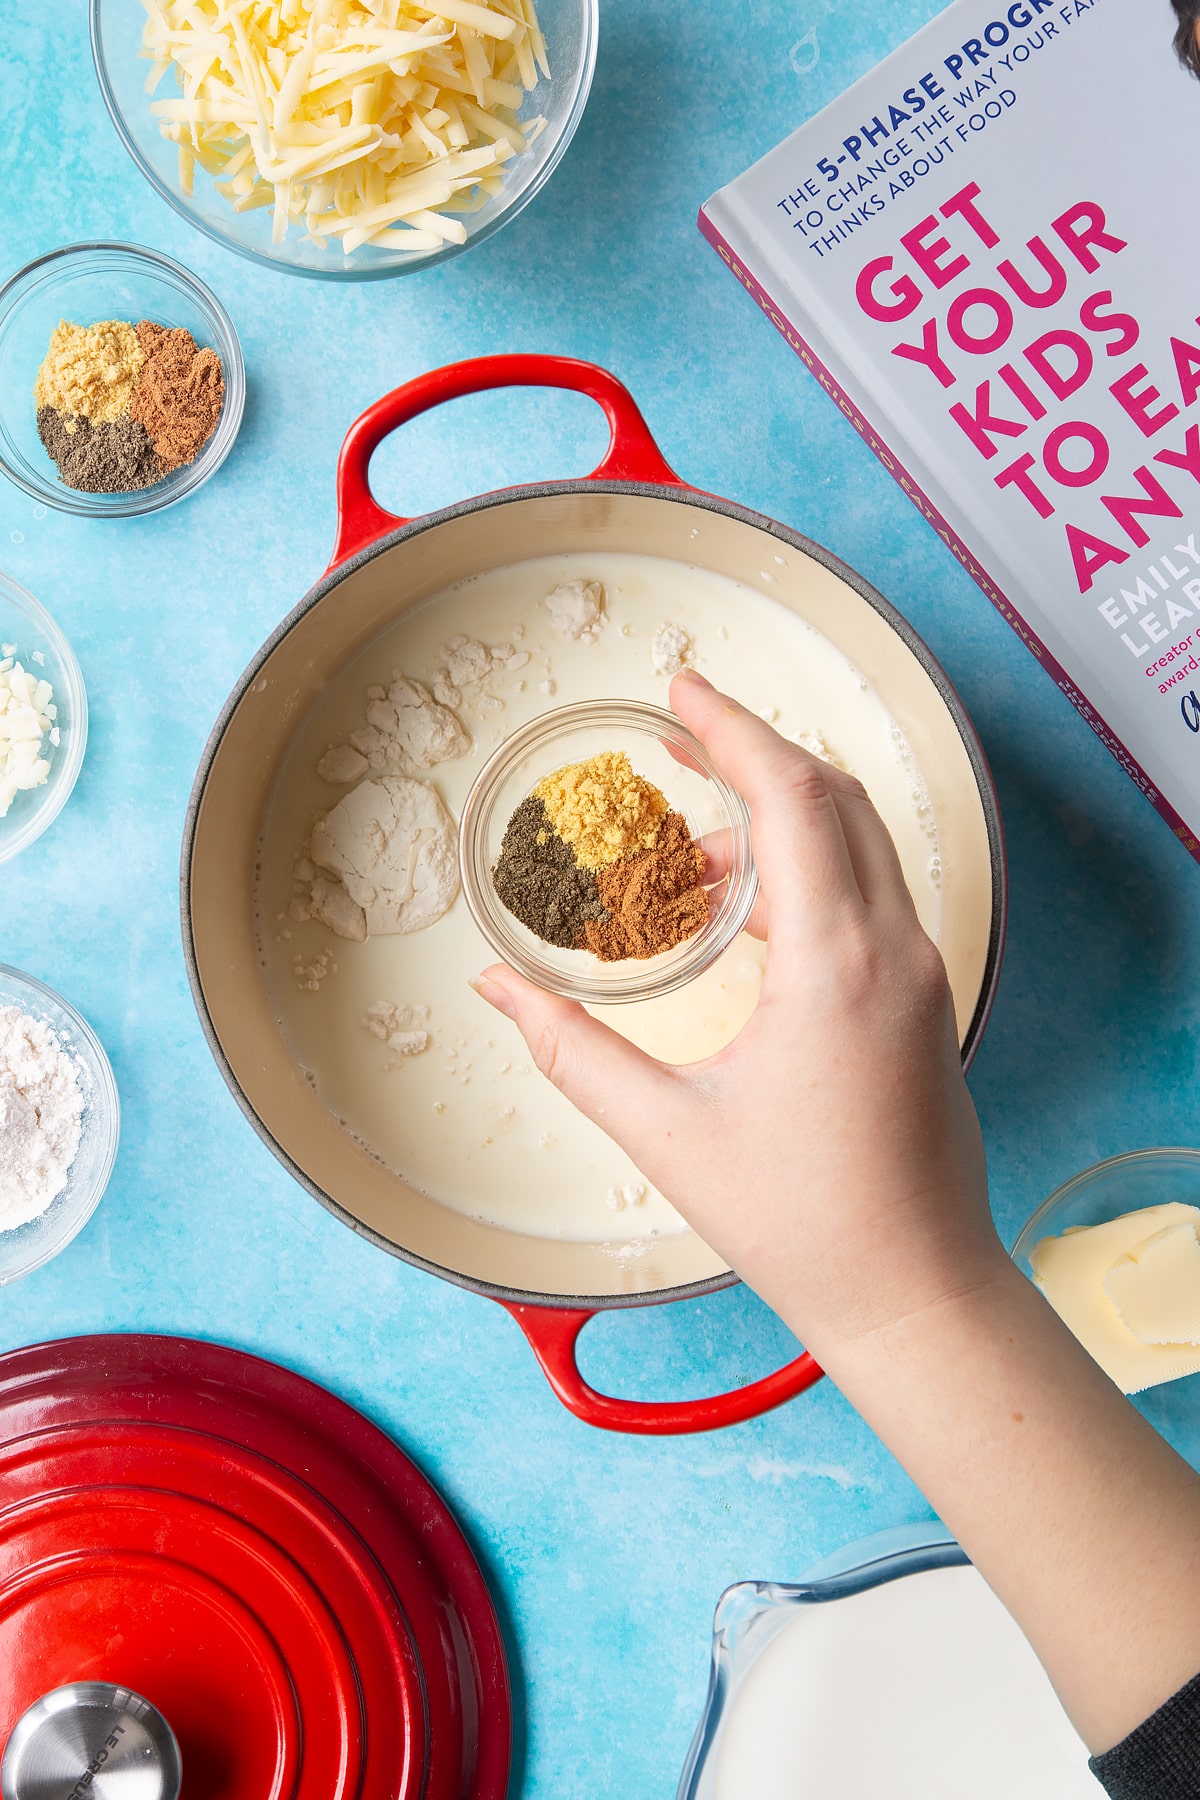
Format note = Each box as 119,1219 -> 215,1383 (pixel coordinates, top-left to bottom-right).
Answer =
140,0 -> 550,256
0,657 -> 56,819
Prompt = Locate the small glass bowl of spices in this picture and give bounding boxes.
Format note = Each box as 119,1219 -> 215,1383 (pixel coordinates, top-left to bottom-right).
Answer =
0,242 -> 244,518
0,572 -> 87,864
460,700 -> 758,1003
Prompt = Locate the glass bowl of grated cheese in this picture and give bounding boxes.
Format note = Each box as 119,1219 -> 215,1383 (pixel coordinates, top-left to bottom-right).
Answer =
0,574 -> 88,865
0,965 -> 120,1285
91,0 -> 598,280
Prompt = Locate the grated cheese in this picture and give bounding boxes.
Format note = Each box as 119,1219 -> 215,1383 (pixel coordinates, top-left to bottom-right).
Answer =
140,0 -> 550,255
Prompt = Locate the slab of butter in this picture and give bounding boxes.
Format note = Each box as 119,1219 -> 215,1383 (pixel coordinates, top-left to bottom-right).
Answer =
1103,1223 -> 1200,1347
1030,1202 -> 1200,1394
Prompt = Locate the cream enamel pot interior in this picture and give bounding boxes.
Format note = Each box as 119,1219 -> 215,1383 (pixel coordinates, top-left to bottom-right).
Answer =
183,355 -> 1006,1435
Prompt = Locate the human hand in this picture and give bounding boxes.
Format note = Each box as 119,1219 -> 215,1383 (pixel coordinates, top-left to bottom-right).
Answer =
476,677 -> 1200,1759
470,671 -> 1004,1357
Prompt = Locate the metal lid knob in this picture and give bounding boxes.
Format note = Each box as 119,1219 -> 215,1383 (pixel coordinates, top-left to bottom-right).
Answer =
1,1685 -> 182,1800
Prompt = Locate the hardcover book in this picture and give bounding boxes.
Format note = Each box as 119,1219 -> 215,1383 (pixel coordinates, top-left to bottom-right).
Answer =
701,0 -> 1200,859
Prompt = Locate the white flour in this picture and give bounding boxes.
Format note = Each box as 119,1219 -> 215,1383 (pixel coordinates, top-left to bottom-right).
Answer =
651,621 -> 693,676
360,1000 -> 430,1067
309,775 -> 458,936
348,673 -> 470,774
0,1005 -> 84,1231
545,579 -> 606,641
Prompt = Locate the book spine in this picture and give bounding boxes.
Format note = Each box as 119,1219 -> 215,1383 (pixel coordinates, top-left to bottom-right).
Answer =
697,206 -> 1200,864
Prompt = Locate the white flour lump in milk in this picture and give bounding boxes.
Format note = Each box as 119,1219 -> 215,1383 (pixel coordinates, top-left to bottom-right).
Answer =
308,776 -> 458,939
258,553 -> 940,1246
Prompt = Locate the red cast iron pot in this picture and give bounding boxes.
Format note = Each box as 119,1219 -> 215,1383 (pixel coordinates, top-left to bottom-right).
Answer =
182,355 -> 1006,1434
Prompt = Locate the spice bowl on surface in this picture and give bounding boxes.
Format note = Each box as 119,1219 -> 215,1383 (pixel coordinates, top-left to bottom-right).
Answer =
0,242 -> 244,517
0,965 -> 119,1283
0,572 -> 87,863
460,700 -> 757,1003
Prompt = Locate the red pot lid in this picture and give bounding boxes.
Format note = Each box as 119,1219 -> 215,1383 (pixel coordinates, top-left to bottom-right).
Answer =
0,1335 -> 510,1800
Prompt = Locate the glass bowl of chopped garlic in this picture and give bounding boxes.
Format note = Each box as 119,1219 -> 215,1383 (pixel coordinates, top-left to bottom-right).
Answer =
460,699 -> 759,1004
91,0 -> 598,279
0,574 -> 87,864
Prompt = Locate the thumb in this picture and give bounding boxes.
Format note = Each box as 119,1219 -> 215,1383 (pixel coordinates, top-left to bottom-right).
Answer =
469,964 -> 683,1148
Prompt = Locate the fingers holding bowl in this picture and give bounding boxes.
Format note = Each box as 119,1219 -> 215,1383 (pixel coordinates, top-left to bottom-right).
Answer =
697,827 -> 767,940
669,672 -> 921,933
469,964 -> 685,1175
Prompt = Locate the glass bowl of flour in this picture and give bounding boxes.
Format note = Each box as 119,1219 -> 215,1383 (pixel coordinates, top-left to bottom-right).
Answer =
0,965 -> 119,1282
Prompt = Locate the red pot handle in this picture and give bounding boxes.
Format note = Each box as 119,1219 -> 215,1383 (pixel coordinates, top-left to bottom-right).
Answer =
500,1301 -> 824,1435
329,354 -> 686,570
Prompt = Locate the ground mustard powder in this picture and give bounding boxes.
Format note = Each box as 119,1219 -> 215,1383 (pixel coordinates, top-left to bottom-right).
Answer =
33,319 -> 145,424
534,751 -> 668,870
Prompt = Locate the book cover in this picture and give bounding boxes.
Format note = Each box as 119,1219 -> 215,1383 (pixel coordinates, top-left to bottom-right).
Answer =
700,0 -> 1200,859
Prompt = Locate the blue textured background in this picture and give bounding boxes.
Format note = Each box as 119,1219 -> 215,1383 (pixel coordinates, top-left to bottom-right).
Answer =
2,3 -> 1198,1793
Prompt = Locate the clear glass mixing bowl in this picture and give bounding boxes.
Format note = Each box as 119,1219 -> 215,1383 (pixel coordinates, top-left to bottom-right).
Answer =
0,242 -> 244,518
0,966 -> 120,1283
1011,1148 -> 1200,1270
91,0 -> 598,280
459,699 -> 758,1004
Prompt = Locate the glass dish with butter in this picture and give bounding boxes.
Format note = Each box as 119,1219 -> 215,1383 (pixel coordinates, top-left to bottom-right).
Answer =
1012,1150 -> 1200,1456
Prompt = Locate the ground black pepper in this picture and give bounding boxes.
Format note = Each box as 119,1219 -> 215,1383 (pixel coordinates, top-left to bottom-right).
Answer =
36,407 -> 163,494
492,796 -> 606,948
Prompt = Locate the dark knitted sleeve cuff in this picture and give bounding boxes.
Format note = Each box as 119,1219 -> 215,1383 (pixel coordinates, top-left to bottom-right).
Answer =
1090,1671 -> 1200,1799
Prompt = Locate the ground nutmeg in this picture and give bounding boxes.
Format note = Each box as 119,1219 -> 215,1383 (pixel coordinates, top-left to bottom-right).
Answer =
585,812 -> 709,962
131,321 -> 225,472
